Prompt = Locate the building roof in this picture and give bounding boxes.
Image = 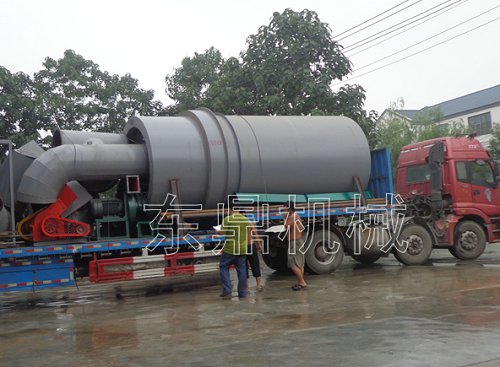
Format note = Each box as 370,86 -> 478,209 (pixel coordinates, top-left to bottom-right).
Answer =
420,84 -> 500,119
376,84 -> 500,125
377,109 -> 418,123
396,109 -> 418,120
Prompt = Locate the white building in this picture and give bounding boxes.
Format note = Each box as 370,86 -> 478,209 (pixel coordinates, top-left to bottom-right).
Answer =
377,84 -> 500,148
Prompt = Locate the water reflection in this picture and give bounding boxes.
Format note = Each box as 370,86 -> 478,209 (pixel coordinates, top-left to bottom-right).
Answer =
2,258 -> 500,365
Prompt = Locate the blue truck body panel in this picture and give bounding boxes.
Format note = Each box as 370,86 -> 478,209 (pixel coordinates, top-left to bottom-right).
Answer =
368,148 -> 394,198
0,257 -> 74,291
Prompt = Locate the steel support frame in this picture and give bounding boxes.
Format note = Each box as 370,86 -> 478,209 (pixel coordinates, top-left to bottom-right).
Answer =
0,139 -> 16,234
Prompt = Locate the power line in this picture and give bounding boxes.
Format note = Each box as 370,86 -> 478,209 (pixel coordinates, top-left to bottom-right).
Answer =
336,0 -> 423,41
334,16 -> 500,86
334,0 -> 414,39
343,0 -> 459,52
348,0 -> 469,57
354,3 -> 500,72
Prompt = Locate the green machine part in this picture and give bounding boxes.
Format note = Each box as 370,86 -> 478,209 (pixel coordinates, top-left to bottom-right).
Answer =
95,194 -> 155,240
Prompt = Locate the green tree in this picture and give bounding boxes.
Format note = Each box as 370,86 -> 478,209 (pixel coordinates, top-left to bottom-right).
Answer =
0,67 -> 39,146
165,47 -> 224,113
165,9 -> 375,137
206,57 -> 254,115
413,108 -> 469,141
239,9 -> 351,115
377,118 -> 415,177
488,124 -> 500,162
34,50 -> 163,139
411,108 -> 446,141
330,84 -> 378,149
358,109 -> 379,149
376,101 -> 470,177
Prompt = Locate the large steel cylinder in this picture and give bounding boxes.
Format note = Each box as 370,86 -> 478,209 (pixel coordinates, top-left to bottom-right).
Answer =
125,108 -> 370,208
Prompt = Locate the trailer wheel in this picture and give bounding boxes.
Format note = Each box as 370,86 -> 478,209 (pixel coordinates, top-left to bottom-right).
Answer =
449,221 -> 486,260
304,229 -> 344,274
262,246 -> 288,273
394,223 -> 433,265
351,252 -> 381,264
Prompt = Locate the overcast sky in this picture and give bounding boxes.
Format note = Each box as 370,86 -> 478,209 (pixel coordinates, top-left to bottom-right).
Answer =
1,0 -> 499,114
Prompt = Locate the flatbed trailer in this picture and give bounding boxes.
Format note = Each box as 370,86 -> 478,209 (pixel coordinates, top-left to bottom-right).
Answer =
0,148 -> 438,293
0,197 -> 394,293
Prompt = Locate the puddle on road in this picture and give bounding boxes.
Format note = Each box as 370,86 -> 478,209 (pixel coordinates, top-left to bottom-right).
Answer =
0,273 -> 221,313
2,259 -> 500,367
0,294 -> 99,312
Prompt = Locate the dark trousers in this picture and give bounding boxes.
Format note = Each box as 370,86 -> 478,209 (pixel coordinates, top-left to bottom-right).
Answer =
219,252 -> 247,297
246,244 -> 261,278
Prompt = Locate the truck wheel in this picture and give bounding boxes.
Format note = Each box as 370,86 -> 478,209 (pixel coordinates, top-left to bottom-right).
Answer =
394,223 -> 433,265
343,230 -> 382,264
351,252 -> 381,264
449,221 -> 486,260
262,246 -> 288,273
304,229 -> 344,274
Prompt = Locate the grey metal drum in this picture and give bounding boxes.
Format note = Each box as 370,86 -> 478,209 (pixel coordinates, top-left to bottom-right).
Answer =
124,108 -> 370,208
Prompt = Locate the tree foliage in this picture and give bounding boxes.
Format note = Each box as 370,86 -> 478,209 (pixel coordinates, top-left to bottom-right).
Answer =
165,47 -> 224,112
165,9 -> 376,139
206,57 -> 254,115
488,124 -> 500,162
1,50 -> 163,147
34,50 -> 162,137
239,9 -> 351,115
0,67 -> 39,146
377,118 -> 415,177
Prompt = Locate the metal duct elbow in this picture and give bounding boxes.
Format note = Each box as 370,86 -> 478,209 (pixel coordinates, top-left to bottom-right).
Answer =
0,140 -> 45,207
16,144 -> 148,204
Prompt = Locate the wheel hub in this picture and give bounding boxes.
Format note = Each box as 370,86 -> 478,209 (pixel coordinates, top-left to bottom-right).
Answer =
314,242 -> 336,264
406,234 -> 424,255
459,230 -> 478,251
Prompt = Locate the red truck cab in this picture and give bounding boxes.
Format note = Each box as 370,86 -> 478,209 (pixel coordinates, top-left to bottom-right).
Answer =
396,136 -> 500,260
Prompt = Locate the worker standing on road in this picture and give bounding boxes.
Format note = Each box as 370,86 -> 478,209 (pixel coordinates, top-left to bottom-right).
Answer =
219,200 -> 249,298
284,201 -> 307,290
246,220 -> 264,292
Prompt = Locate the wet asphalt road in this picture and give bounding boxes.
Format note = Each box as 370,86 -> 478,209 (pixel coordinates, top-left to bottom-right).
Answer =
2,247 -> 500,367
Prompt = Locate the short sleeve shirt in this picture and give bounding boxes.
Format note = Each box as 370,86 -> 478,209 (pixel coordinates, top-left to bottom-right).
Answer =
221,213 -> 249,255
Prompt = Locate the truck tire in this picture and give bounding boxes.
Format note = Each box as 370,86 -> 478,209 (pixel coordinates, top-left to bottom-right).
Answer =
262,246 -> 288,273
343,230 -> 383,264
351,252 -> 381,264
394,223 -> 433,265
304,229 -> 344,274
449,221 -> 486,260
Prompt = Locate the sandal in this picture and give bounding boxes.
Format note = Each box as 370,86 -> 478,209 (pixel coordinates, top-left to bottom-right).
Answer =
291,284 -> 307,291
